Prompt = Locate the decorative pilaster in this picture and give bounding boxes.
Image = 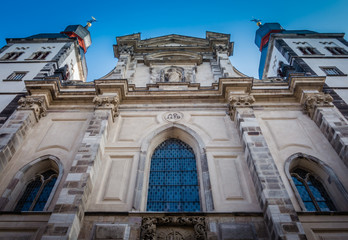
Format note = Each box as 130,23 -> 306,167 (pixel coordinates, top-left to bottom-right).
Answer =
42,108 -> 113,239
228,94 -> 255,119
302,92 -> 333,118
18,96 -> 47,122
235,108 -> 306,240
93,94 -> 120,121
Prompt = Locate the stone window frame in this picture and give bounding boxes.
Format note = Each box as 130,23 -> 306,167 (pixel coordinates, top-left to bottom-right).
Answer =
4,71 -> 28,81
298,46 -> 321,55
0,51 -> 24,60
284,153 -> 348,212
27,51 -> 51,60
325,46 -> 348,55
133,124 -> 214,212
320,66 -> 346,76
0,155 -> 63,211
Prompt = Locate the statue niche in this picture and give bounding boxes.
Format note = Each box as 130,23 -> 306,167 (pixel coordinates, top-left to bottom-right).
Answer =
160,66 -> 185,83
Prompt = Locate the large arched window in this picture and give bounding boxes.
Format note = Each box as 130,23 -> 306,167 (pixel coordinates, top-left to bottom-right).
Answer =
147,138 -> 201,212
14,169 -> 58,212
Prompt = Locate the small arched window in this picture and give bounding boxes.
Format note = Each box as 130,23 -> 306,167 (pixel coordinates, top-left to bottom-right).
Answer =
291,168 -> 335,211
147,138 -> 200,212
14,169 -> 58,212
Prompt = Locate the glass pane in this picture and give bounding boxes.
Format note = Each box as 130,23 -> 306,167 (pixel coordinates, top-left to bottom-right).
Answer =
296,185 -> 312,201
14,178 -> 42,211
291,176 -> 303,186
147,138 -> 200,212
33,177 -> 57,211
308,185 -> 325,201
317,201 -> 330,212
304,201 -> 316,211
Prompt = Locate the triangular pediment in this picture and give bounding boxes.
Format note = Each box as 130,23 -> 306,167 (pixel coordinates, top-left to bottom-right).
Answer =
139,34 -> 209,48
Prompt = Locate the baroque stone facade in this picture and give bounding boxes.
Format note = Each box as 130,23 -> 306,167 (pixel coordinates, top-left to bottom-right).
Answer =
0,27 -> 348,240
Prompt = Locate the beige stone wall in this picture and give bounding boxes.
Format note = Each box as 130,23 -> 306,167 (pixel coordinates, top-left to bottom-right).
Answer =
0,111 -> 91,211
87,107 -> 260,213
299,215 -> 348,240
255,109 -> 348,211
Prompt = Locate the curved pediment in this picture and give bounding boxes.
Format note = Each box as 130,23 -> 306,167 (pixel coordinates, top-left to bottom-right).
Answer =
144,51 -> 202,66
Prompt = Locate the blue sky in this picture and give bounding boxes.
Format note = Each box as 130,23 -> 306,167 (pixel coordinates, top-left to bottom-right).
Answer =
1,0 -> 348,81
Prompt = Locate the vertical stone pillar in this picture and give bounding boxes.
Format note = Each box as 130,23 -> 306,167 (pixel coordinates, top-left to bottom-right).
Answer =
0,96 -> 46,173
42,95 -> 119,240
231,96 -> 306,240
306,93 -> 348,167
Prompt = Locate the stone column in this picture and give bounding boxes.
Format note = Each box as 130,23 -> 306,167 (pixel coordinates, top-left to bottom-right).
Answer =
42,95 -> 119,240
304,92 -> 348,168
0,96 -> 46,173
231,96 -> 306,240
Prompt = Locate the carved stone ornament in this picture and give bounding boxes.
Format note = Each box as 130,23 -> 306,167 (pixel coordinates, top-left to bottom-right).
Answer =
164,112 -> 183,122
303,93 -> 333,118
18,96 -> 47,122
118,44 -> 134,55
213,44 -> 229,54
228,94 -> 255,119
93,94 -> 120,120
140,217 -> 207,240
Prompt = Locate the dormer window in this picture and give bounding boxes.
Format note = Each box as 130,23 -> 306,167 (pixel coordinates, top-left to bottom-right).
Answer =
1,52 -> 24,60
298,46 -> 321,55
325,47 -> 348,55
29,51 -> 50,60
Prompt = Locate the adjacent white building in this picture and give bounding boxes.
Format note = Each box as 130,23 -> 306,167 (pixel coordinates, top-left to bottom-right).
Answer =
256,22 -> 348,118
0,25 -> 91,126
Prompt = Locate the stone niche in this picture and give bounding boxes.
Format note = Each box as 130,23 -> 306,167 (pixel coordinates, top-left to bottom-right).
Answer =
140,216 -> 207,240
150,65 -> 197,83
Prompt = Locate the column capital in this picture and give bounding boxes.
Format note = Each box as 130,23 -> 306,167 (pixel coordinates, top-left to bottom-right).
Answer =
228,94 -> 255,120
18,96 -> 47,122
93,94 -> 120,121
302,92 -> 333,118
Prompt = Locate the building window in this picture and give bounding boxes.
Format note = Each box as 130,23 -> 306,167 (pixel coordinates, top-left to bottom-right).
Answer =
325,47 -> 348,55
14,170 -> 58,212
29,51 -> 50,60
298,47 -> 321,55
147,138 -> 201,212
320,67 -> 345,76
291,168 -> 335,212
1,52 -> 24,60
5,71 -> 27,81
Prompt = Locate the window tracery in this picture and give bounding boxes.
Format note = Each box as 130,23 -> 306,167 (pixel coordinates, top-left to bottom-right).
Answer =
14,169 -> 58,211
291,168 -> 335,211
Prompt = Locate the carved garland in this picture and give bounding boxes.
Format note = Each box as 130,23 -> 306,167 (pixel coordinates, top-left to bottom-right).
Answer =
18,96 -> 47,122
93,94 -> 120,121
140,217 -> 207,240
303,93 -> 333,118
228,94 -> 255,119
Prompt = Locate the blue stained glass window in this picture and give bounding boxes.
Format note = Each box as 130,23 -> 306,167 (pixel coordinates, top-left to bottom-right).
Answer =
15,170 -> 57,212
147,138 -> 201,212
291,168 -> 335,212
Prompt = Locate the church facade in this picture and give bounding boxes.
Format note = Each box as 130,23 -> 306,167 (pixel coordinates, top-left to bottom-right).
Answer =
0,23 -> 348,240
